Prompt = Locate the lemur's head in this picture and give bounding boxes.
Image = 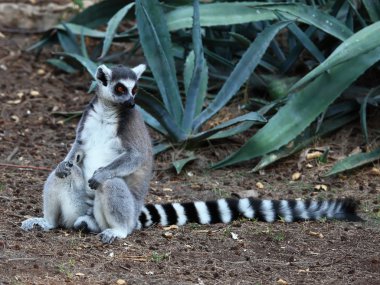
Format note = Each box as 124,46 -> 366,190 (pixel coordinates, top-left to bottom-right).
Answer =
95,64 -> 146,107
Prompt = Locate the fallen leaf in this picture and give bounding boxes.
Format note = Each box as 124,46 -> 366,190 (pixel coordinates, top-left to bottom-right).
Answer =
314,184 -> 328,191
190,183 -> 201,190
163,225 -> 179,231
298,147 -> 324,169
163,187 -> 173,192
308,231 -> 324,239
230,232 -> 239,240
349,146 -> 362,156
306,151 -> 323,160
11,115 -> 20,123
298,268 -> 310,273
370,167 -> 380,176
276,278 -> 288,285
75,272 -> 85,277
306,163 -> 313,168
291,172 -> 301,181
256,182 -> 264,189
7,99 -> 21,104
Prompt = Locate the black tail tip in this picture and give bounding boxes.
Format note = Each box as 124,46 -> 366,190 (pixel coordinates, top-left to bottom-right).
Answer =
340,198 -> 364,222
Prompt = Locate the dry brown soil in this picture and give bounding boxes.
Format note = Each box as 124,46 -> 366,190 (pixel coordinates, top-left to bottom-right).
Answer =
0,32 -> 380,285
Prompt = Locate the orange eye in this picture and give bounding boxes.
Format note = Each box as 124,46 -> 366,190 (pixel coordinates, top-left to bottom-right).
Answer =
132,85 -> 138,95
115,84 -> 126,94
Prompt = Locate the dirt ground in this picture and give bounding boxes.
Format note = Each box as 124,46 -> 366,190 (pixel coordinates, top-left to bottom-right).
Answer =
1,31 -> 380,285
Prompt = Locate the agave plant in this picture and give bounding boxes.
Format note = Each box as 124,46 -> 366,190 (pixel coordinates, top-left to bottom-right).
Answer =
30,0 -> 380,174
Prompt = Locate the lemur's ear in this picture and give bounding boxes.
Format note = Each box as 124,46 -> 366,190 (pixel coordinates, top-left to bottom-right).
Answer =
96,65 -> 112,86
132,64 -> 146,80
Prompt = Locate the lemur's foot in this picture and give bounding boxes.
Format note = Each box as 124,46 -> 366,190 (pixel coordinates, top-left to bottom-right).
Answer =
55,160 -> 74,178
21,218 -> 54,231
99,229 -> 128,244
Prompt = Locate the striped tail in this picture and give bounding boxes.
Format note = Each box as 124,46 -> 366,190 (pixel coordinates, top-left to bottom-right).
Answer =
136,198 -> 362,229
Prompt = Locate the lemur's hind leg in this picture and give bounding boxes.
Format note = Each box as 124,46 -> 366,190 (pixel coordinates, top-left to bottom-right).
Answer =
73,204 -> 100,233
93,178 -> 138,244
21,169 -> 64,231
22,151 -> 90,231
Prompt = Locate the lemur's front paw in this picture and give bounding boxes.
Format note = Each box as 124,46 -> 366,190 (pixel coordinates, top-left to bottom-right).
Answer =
88,167 -> 107,190
55,160 -> 73,178
88,177 -> 101,190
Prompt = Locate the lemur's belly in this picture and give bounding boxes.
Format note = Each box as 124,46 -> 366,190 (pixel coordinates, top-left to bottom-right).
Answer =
82,143 -> 119,183
80,113 -> 122,193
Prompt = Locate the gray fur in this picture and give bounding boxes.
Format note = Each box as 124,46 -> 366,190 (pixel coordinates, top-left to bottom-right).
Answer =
111,65 -> 137,82
22,64 -> 152,243
21,150 -> 94,231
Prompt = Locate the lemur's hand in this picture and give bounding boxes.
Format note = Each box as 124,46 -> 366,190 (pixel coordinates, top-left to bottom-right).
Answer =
55,160 -> 73,178
88,167 -> 109,190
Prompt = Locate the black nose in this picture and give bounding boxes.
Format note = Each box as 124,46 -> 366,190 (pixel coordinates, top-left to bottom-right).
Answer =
124,97 -> 135,108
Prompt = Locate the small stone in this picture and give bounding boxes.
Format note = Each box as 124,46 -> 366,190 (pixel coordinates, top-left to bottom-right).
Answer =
230,232 -> 238,240
116,279 -> 126,285
11,115 -> 20,123
37,69 -> 46,75
30,90 -> 40,96
16,92 -> 24,98
162,232 -> 173,239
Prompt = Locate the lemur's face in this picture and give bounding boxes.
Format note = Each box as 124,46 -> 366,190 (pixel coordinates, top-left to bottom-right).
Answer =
95,64 -> 146,107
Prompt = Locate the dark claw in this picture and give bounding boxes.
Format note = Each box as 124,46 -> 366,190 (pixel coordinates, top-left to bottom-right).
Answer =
88,178 -> 100,190
56,171 -> 67,179
55,161 -> 73,179
100,233 -> 115,244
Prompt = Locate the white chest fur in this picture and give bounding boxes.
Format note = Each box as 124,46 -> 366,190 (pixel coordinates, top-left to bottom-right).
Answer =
81,103 -> 122,187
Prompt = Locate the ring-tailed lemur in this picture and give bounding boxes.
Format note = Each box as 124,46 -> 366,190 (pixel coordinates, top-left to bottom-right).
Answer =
22,64 -> 153,243
21,64 -> 362,244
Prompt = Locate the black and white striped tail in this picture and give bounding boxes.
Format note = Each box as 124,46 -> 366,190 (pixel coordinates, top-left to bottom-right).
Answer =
136,198 -> 362,229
